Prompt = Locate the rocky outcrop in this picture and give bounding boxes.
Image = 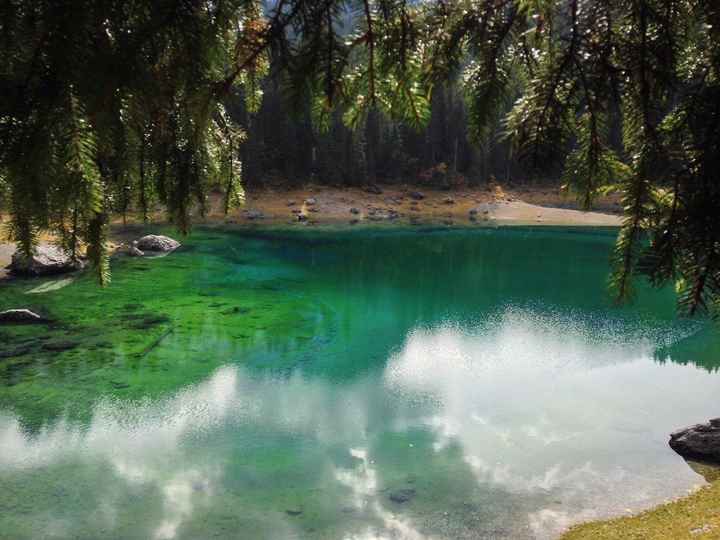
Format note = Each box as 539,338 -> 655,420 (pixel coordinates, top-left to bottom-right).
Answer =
0,309 -> 47,324
9,245 -> 84,276
135,235 -> 181,253
669,419 -> 720,463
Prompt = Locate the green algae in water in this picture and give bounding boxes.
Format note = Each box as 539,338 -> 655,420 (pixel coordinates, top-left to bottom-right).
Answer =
0,226 -> 719,540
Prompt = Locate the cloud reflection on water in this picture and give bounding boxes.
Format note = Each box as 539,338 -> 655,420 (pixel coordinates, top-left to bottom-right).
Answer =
0,307 -> 718,539
385,308 -> 716,537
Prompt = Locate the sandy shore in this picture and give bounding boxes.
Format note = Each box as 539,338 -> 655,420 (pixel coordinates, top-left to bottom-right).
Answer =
0,185 -> 621,280
222,184 -> 621,227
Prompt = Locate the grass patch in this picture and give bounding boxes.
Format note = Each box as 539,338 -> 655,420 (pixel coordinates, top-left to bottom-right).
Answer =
562,479 -> 720,540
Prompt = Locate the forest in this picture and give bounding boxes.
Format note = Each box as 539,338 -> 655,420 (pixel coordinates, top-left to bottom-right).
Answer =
1,0 -> 719,317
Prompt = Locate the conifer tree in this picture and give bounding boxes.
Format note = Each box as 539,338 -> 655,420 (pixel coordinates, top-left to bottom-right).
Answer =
1,0 -> 718,319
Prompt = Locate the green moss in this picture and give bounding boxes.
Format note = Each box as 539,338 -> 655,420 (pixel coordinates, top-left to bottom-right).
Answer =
562,480 -> 720,540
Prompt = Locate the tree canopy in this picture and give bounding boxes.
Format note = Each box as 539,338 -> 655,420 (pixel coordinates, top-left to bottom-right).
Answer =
1,0 -> 719,317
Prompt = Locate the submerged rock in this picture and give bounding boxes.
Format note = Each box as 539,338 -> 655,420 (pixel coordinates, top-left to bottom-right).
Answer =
135,235 -> 181,253
669,419 -> 720,463
26,277 -> 75,294
42,339 -> 80,352
9,245 -> 84,276
388,488 -> 416,504
124,313 -> 171,330
0,308 -> 46,325
365,184 -> 383,195
0,342 -> 36,358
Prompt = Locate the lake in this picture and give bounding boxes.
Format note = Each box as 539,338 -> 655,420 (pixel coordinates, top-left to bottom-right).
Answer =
1,226 -> 719,539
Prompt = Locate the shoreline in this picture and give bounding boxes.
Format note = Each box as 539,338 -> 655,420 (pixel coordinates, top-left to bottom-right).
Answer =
561,478 -> 719,539
218,184 -> 622,227
0,184 -> 621,280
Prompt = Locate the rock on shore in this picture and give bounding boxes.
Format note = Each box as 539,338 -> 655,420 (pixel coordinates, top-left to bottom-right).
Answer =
135,235 -> 181,253
669,418 -> 720,464
9,245 -> 85,276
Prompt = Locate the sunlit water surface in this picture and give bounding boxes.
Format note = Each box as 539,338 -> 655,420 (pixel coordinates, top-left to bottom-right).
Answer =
1,226 -> 719,539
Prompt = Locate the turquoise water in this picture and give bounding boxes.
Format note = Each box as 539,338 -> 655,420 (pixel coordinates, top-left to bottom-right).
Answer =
0,226 -> 719,539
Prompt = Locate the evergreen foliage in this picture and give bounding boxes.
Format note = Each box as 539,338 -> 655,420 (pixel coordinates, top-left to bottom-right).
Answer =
1,0 -> 718,318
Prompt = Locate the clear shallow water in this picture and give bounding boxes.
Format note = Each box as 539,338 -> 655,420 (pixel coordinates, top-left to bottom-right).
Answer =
0,226 -> 719,540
